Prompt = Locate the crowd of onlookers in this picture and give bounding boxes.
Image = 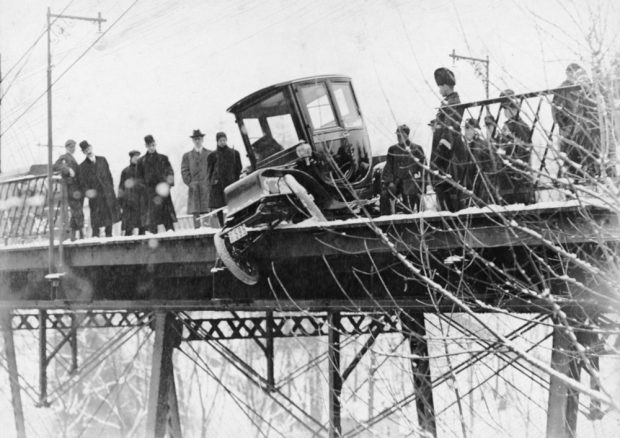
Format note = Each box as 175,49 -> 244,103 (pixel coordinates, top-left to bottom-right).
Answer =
53,63 -> 601,239
379,63 -> 601,215
53,130 -> 241,240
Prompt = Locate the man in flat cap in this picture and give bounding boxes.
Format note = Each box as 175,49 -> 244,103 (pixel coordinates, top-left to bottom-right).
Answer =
77,140 -> 120,237
53,139 -> 84,240
497,89 -> 534,204
431,67 -> 465,212
118,150 -> 146,236
137,135 -> 176,233
552,63 -> 601,179
181,129 -> 213,228
381,124 -> 426,214
206,131 -> 242,226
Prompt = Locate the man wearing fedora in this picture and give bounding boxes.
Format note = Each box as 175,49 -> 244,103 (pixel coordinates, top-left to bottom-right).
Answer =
118,150 -> 146,236
497,89 -> 533,204
136,135 -> 177,233
381,124 -> 426,214
431,67 -> 465,212
77,140 -> 120,237
53,139 -> 84,240
206,131 -> 242,226
181,129 -> 213,228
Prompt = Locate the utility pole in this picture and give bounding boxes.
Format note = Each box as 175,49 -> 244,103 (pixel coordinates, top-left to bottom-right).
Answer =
46,8 -> 106,275
449,49 -> 490,99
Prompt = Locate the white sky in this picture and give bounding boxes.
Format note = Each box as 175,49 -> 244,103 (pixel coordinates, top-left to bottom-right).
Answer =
1,0 -> 618,211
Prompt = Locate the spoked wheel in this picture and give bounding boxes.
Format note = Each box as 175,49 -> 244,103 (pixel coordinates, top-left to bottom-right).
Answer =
213,231 -> 259,285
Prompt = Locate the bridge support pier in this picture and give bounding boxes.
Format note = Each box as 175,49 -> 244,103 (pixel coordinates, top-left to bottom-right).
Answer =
1,311 -> 27,438
546,320 -> 580,438
146,312 -> 183,438
328,311 -> 342,438
403,312 -> 436,438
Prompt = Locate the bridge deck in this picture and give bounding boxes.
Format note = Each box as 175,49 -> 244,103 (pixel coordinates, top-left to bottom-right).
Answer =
0,200 -> 618,312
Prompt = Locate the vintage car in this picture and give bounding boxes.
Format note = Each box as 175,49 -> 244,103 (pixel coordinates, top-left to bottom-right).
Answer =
214,75 -> 377,284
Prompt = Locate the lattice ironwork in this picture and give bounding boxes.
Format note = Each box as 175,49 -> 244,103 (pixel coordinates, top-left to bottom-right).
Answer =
10,310 -> 150,331
181,312 -> 401,341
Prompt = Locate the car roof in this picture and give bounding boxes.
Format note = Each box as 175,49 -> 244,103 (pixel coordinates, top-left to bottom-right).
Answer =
227,74 -> 351,114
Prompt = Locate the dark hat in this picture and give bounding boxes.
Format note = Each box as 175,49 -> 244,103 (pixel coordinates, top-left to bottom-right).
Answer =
427,119 -> 436,127
65,139 -> 76,148
566,63 -> 584,74
395,124 -> 410,135
499,89 -> 518,109
144,134 -> 155,145
129,150 -> 141,158
79,140 -> 91,151
190,129 -> 205,139
484,115 -> 496,126
464,118 -> 480,129
434,67 -> 456,86
216,131 -> 227,141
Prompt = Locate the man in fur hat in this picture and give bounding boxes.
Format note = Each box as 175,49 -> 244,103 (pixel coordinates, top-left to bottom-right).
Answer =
431,67 -> 465,211
77,140 -> 120,237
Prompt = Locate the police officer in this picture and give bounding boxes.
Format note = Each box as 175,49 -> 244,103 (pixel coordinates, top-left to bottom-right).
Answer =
431,67 -> 465,212
381,124 -> 426,214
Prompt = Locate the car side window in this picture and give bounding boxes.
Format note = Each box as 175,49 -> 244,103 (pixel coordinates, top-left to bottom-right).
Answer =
300,83 -> 338,130
332,82 -> 363,129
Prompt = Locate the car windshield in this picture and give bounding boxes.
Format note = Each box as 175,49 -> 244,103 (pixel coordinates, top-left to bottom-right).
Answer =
331,82 -> 363,129
240,91 -> 301,162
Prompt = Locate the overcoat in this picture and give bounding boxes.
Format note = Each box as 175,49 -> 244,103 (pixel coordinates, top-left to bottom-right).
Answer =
181,148 -> 211,214
53,152 -> 84,230
206,146 -> 242,208
136,151 -> 177,227
118,162 -> 146,231
78,156 -> 120,230
382,141 -> 426,196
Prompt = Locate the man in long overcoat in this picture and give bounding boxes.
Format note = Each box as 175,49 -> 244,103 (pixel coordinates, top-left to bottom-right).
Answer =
53,139 -> 84,240
207,132 -> 242,226
381,124 -> 426,214
181,129 -> 212,228
431,67 -> 465,212
118,150 -> 146,236
463,118 -> 498,205
497,89 -> 534,205
137,135 -> 176,233
77,140 -> 120,237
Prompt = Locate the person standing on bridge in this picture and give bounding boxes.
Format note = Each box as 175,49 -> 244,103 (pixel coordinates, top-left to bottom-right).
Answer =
206,132 -> 242,227
181,129 -> 212,228
53,139 -> 84,240
381,124 -> 426,214
430,67 -> 466,212
497,89 -> 534,204
118,150 -> 146,236
463,118 -> 498,205
78,140 -> 120,237
552,63 -> 601,180
137,135 -> 177,233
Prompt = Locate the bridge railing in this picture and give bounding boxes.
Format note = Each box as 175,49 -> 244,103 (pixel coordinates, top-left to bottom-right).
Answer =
0,173 -> 63,246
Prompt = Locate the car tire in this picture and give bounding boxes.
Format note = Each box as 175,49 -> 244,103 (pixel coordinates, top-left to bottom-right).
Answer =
213,232 -> 259,286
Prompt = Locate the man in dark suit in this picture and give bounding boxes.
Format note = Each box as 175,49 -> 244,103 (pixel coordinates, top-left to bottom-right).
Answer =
381,124 -> 426,214
206,132 -> 242,226
136,135 -> 176,233
53,139 -> 84,240
78,140 -> 120,237
497,89 -> 534,204
118,150 -> 146,236
431,67 -> 465,212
